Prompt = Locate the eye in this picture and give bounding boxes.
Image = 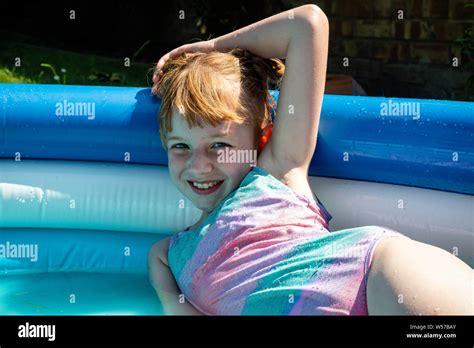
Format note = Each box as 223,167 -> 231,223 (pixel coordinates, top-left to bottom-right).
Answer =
170,143 -> 189,149
212,142 -> 232,149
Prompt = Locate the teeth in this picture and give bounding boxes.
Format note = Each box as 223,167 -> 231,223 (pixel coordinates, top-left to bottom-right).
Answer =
192,181 -> 220,189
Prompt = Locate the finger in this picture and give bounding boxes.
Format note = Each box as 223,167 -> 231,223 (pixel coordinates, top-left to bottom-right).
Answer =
152,69 -> 162,83
173,44 -> 188,56
153,66 -> 161,83
151,84 -> 162,96
153,47 -> 184,82
155,52 -> 170,71
153,57 -> 168,83
156,56 -> 166,71
152,43 -> 204,83
152,71 -> 161,83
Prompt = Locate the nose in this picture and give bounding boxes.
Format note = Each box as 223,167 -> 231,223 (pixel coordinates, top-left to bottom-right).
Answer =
187,148 -> 214,175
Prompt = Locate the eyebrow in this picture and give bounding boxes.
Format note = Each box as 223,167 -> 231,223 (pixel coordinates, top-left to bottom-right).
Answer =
166,133 -> 230,142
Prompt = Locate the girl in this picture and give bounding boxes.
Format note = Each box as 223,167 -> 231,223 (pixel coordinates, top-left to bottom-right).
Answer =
148,4 -> 473,315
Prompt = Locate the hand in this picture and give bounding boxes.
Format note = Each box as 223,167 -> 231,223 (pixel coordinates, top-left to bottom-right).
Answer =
152,39 -> 216,86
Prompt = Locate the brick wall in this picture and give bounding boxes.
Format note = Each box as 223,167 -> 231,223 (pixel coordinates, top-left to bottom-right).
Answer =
303,0 -> 473,100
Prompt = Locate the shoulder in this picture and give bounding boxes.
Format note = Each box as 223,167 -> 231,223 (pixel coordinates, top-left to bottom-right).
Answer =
148,237 -> 172,266
367,237 -> 473,315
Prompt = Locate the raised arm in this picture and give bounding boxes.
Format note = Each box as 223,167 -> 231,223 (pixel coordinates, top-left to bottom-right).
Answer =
213,4 -> 329,173
154,4 -> 329,173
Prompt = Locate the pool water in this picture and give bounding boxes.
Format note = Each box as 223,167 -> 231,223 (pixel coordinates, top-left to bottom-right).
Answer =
0,272 -> 163,315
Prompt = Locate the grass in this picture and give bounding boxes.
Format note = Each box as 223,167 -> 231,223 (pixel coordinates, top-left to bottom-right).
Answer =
0,31 -> 154,87
0,66 -> 36,83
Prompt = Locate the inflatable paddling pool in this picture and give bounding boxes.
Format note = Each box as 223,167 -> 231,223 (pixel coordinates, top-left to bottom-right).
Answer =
1,83 -> 473,315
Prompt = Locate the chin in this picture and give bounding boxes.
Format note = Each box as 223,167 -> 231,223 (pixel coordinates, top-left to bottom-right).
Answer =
190,188 -> 228,212
191,194 -> 221,210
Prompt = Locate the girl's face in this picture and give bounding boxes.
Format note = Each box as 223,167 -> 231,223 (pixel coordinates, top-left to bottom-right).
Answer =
167,110 -> 257,213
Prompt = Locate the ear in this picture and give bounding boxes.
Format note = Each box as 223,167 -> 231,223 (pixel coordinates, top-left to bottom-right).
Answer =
258,123 -> 273,152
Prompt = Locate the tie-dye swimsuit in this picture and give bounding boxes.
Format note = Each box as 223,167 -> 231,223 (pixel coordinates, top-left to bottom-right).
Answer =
168,166 -> 404,315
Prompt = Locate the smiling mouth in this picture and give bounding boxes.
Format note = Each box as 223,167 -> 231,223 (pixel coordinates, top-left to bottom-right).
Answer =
187,180 -> 224,195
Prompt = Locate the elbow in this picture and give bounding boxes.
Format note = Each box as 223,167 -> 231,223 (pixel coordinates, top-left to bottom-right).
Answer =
147,243 -> 159,270
300,4 -> 329,32
147,242 -> 165,287
148,241 -> 160,260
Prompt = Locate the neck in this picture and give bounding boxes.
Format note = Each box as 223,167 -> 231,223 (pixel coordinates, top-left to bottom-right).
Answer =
191,211 -> 209,230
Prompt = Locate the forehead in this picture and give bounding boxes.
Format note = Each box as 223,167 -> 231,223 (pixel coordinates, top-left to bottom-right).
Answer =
168,110 -> 251,140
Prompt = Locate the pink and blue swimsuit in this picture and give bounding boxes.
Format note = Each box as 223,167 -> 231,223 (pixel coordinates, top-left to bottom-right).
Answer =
168,166 -> 404,315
